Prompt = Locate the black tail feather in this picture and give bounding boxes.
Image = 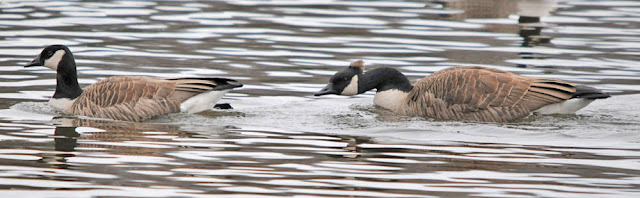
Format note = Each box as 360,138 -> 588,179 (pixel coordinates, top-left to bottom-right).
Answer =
167,77 -> 243,91
167,77 -> 238,83
572,85 -> 610,99
213,82 -> 243,91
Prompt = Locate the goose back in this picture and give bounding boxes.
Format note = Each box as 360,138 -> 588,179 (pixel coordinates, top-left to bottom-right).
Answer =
402,66 -> 576,122
71,76 -> 233,122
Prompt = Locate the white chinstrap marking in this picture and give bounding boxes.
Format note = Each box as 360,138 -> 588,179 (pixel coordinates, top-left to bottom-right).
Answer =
533,98 -> 595,114
180,90 -> 230,113
44,50 -> 65,70
49,97 -> 76,114
373,89 -> 409,112
340,75 -> 358,96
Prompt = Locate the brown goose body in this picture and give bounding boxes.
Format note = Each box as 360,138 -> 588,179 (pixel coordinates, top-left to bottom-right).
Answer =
69,76 -> 236,122
315,60 -> 610,122
26,45 -> 242,122
399,66 -> 576,122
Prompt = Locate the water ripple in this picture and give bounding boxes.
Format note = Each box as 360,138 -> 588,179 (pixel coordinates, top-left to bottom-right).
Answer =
0,0 -> 639,197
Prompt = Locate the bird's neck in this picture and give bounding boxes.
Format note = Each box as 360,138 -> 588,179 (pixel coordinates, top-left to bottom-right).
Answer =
53,56 -> 82,99
358,67 -> 413,94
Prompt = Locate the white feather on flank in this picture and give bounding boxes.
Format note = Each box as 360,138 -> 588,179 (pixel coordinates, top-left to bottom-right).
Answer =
341,75 -> 358,96
180,90 -> 230,113
44,50 -> 65,70
373,89 -> 409,112
374,91 -> 594,115
49,98 -> 76,114
533,98 -> 595,114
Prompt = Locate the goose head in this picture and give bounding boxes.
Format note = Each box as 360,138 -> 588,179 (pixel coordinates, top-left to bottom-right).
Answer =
25,45 -> 74,71
314,60 -> 365,96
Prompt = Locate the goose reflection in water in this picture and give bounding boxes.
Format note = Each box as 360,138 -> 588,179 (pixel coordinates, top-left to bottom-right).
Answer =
45,117 -> 191,169
46,116 -> 373,166
438,0 -> 559,63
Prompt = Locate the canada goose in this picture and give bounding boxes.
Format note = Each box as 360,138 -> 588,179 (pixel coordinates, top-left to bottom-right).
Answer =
314,60 -> 610,122
25,45 -> 243,122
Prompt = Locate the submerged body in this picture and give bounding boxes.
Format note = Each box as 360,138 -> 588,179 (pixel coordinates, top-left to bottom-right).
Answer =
26,45 -> 242,122
315,60 -> 610,122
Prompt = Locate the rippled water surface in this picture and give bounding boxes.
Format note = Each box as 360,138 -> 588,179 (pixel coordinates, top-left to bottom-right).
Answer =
1,0 -> 640,197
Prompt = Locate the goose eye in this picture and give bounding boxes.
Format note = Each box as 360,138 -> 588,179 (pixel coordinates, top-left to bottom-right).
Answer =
47,51 -> 53,56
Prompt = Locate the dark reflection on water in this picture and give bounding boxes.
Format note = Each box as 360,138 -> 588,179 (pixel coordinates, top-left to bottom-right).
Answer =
1,0 -> 640,197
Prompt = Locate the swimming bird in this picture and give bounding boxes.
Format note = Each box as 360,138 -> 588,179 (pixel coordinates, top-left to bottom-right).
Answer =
25,45 -> 243,122
314,60 -> 610,122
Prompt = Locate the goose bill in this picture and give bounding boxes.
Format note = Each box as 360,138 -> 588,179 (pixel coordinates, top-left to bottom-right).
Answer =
24,54 -> 43,67
314,84 -> 338,96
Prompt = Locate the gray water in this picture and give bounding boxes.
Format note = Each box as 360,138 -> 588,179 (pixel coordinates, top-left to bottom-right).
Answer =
1,0 -> 640,197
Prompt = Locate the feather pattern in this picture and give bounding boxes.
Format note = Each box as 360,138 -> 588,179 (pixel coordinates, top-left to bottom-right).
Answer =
401,66 -> 578,122
70,76 -> 236,122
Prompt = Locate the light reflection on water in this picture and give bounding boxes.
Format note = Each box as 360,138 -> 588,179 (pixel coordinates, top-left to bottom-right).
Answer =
0,0 -> 639,197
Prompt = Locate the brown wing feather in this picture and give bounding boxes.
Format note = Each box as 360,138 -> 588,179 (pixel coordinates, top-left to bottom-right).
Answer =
166,78 -> 220,102
69,77 -> 231,122
402,66 -> 576,122
70,76 -> 186,122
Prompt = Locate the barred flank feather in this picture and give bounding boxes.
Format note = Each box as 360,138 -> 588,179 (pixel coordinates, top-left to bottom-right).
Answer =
70,76 -> 238,122
399,66 -> 580,122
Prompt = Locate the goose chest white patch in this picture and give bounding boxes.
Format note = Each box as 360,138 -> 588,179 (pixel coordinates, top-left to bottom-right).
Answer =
49,97 -> 76,114
44,50 -> 66,70
373,89 -> 409,112
341,75 -> 358,96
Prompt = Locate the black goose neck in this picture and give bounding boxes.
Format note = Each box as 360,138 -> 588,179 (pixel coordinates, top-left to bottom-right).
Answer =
53,52 -> 82,99
358,67 -> 413,93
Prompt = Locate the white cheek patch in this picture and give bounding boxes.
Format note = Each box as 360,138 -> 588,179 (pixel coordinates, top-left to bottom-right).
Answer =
44,50 -> 65,70
340,75 -> 358,96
